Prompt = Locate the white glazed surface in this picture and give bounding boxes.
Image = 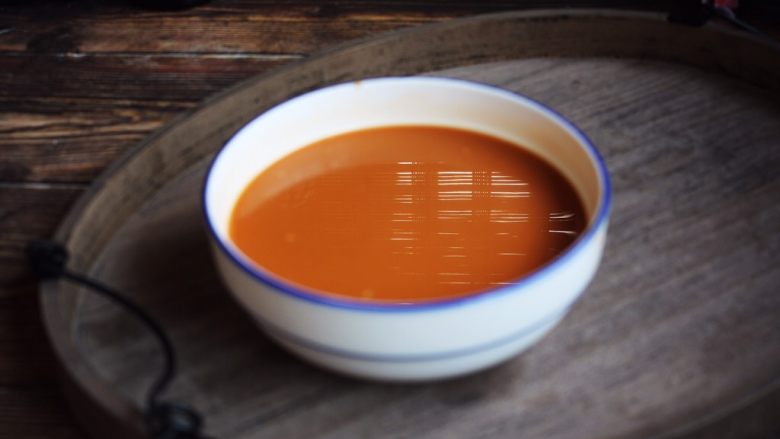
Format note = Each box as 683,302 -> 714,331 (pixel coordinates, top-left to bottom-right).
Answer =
268,312 -> 566,381
204,77 -> 610,381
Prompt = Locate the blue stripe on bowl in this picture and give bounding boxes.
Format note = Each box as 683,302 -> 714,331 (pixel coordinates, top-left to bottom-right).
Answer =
257,307 -> 568,363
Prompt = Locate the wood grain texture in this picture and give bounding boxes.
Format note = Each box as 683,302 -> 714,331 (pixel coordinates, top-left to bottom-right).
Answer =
0,55 -> 292,101
0,0 -> 677,187
2,3 -> 778,439
36,10 -> 780,439
0,1 -> 673,54
0,55 -> 289,183
0,0 -> 674,187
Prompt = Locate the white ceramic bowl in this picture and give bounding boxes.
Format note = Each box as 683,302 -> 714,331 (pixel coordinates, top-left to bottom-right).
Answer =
203,77 -> 611,381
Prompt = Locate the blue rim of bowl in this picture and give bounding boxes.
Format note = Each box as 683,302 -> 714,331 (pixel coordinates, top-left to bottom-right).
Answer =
202,77 -> 612,313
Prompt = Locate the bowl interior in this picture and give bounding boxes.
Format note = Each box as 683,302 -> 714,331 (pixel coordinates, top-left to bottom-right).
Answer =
204,77 -> 608,287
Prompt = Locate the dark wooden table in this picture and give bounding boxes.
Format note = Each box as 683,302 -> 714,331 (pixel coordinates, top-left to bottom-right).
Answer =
1,1 -> 778,438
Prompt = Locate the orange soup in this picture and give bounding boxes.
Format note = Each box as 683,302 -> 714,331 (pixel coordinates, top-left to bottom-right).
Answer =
230,126 -> 586,302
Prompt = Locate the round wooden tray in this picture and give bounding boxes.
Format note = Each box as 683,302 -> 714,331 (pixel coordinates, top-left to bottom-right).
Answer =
40,10 -> 780,439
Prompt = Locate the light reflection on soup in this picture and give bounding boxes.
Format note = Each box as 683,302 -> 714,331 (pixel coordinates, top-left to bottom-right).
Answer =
230,126 -> 585,302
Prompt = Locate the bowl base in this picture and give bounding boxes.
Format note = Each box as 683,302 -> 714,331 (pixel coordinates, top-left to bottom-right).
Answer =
264,314 -> 564,382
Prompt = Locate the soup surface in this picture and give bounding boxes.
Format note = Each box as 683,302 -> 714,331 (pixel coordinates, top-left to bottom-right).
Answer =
230,126 -> 585,302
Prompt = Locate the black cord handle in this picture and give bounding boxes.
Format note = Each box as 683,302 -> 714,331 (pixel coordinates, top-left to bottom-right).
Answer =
27,240 -> 216,439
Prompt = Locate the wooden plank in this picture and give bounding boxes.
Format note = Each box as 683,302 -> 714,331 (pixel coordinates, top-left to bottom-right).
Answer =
0,54 -> 289,101
0,1 -> 672,54
0,55 -> 287,183
0,103 -> 176,183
